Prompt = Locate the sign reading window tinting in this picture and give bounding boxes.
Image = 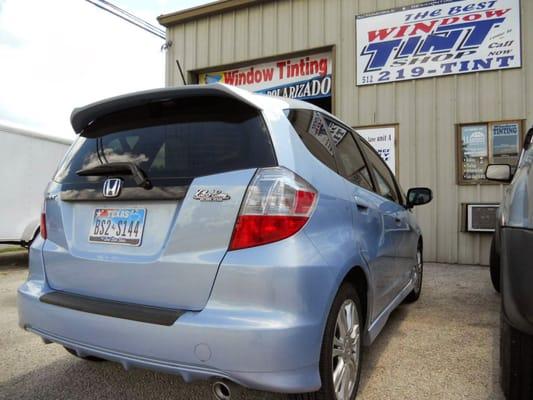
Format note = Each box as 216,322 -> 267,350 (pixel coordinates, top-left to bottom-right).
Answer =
198,52 -> 333,100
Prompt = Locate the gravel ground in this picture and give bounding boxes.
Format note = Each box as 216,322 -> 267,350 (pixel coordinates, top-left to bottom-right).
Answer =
0,254 -> 504,400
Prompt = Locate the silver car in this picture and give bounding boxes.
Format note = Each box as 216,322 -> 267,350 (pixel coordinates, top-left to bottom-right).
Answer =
486,127 -> 533,400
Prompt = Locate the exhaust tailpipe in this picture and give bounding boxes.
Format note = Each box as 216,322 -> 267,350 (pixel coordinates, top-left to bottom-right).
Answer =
212,380 -> 231,400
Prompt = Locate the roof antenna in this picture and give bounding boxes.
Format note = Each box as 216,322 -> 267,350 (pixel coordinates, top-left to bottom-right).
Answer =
176,60 -> 187,85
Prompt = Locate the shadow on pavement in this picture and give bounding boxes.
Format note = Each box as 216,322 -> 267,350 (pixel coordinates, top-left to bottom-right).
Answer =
358,304 -> 409,394
1,346 -> 286,400
0,251 -> 28,271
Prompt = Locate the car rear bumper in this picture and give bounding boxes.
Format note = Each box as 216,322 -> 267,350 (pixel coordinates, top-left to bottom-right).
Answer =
18,235 -> 334,393
501,227 -> 533,335
18,279 -> 320,393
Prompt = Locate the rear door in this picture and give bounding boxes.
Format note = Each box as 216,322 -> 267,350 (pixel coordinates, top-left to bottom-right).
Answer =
327,118 -> 397,318
356,138 -> 412,307
43,96 -> 277,310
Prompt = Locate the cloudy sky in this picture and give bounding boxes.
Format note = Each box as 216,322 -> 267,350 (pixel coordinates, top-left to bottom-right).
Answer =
0,0 -> 211,140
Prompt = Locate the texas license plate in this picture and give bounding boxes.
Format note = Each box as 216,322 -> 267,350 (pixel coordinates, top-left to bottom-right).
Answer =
89,208 -> 146,246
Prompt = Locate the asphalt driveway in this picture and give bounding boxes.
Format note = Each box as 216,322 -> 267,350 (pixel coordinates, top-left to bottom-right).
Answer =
0,252 -> 504,399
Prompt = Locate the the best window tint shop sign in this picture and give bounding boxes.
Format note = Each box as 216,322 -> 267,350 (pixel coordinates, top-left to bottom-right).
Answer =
356,0 -> 521,85
198,52 -> 332,100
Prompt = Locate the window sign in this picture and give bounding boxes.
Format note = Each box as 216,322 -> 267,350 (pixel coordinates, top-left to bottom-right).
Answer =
457,121 -> 523,184
461,125 -> 489,181
462,125 -> 488,157
492,122 -> 520,164
327,121 -> 349,145
356,126 -> 397,175
356,0 -> 522,86
308,112 -> 334,155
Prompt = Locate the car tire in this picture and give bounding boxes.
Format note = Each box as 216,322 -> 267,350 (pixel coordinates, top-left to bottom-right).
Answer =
490,237 -> 501,293
64,347 -> 106,362
289,283 -> 363,400
501,314 -> 533,399
404,245 -> 423,304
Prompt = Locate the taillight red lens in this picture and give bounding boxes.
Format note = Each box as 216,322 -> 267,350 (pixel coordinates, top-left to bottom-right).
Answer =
230,215 -> 308,250
229,167 -> 317,251
294,190 -> 316,214
40,212 -> 47,239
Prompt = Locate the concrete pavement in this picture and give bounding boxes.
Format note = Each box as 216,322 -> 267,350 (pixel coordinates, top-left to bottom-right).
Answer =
0,256 -> 504,399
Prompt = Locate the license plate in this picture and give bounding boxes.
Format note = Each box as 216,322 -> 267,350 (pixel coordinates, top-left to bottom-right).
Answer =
89,208 -> 146,246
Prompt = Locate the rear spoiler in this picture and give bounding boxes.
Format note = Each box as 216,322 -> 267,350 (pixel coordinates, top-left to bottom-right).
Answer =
70,84 -> 262,134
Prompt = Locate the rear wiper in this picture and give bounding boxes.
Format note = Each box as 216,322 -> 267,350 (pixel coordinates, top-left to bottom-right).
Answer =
76,162 -> 152,189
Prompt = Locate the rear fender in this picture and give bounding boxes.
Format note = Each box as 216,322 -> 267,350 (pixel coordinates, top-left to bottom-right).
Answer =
330,254 -> 375,346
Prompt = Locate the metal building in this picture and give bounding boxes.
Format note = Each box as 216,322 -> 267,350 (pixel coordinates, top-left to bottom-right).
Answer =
158,0 -> 531,265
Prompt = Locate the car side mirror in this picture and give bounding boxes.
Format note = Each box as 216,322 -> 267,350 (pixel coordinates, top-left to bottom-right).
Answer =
485,164 -> 512,182
406,187 -> 432,208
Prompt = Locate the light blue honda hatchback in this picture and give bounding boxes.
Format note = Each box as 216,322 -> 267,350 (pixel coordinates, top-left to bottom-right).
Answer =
18,83 -> 432,400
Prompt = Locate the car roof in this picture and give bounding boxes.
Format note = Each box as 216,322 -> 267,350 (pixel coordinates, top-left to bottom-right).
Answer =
70,83 -> 334,134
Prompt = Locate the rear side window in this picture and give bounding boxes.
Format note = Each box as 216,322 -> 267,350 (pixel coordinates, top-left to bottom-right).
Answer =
522,146 -> 533,166
55,97 -> 277,185
324,118 -> 374,192
285,109 -> 337,172
359,139 -> 400,203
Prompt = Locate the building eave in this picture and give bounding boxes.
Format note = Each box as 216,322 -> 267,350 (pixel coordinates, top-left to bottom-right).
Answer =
157,0 -> 272,27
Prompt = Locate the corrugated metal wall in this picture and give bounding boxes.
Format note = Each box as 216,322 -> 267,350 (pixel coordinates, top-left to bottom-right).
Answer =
164,0 -> 533,265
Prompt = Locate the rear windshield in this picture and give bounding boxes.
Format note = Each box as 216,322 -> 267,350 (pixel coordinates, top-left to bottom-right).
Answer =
55,97 -> 277,185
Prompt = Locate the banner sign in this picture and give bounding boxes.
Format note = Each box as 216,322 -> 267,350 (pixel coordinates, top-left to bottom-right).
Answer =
356,0 -> 521,85
357,126 -> 397,174
198,52 -> 332,100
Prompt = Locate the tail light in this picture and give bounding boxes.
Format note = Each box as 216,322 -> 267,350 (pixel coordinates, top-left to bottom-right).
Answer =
40,202 -> 47,239
229,167 -> 317,251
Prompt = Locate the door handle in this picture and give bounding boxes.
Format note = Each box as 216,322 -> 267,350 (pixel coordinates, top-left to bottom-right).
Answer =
394,217 -> 403,225
354,195 -> 370,211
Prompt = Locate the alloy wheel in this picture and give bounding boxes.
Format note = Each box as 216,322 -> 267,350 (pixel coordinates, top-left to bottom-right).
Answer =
332,299 -> 360,400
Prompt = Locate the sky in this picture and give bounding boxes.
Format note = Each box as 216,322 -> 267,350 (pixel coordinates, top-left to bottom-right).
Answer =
0,0 -> 212,140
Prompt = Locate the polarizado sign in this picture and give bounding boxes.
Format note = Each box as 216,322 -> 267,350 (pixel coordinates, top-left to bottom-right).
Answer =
198,52 -> 332,100
356,0 -> 521,86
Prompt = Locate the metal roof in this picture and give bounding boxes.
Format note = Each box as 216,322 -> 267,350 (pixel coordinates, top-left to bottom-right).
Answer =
157,0 -> 272,27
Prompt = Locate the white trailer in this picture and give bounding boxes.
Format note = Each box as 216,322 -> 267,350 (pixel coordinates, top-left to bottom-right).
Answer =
0,122 -> 72,246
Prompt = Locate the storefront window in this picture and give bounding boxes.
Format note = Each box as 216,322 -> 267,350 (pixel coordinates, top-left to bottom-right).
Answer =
457,121 -> 523,184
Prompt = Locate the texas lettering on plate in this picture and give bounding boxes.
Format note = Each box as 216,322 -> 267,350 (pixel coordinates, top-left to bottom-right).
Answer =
89,208 -> 146,246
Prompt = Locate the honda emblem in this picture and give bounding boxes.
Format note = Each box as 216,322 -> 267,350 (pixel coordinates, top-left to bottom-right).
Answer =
103,178 -> 123,198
